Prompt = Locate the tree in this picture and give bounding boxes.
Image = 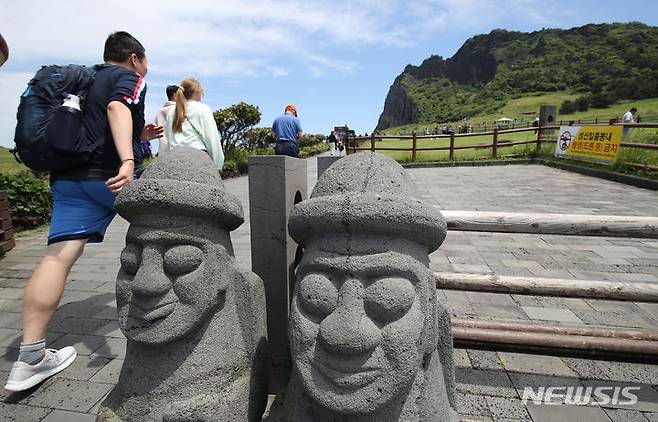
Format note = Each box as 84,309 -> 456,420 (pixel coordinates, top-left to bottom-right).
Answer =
213,102 -> 261,154
244,127 -> 275,150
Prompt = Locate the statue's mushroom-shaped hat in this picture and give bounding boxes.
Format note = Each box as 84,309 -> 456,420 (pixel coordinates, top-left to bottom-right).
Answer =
115,147 -> 243,231
289,153 -> 446,252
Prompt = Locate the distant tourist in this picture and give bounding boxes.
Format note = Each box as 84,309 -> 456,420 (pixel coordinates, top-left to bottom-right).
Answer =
622,107 -> 637,139
328,131 -> 338,156
154,84 -> 179,154
165,78 -> 224,170
272,104 -> 303,158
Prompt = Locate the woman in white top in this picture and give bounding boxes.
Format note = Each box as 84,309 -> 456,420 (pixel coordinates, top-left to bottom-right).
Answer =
165,78 -> 224,169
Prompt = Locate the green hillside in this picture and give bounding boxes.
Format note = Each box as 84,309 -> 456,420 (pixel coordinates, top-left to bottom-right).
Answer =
377,22 -> 658,131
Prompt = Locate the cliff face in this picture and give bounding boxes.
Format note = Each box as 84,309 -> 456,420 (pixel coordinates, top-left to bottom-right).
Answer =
374,52 -> 495,131
375,76 -> 419,131
375,22 -> 658,131
375,37 -> 504,131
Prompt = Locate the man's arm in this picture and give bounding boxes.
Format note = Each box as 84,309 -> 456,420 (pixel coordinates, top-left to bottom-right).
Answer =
105,100 -> 134,195
296,119 -> 303,138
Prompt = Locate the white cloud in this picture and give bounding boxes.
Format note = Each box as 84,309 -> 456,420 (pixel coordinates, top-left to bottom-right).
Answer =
3,1 -> 553,76
0,0 -> 416,76
0,0 -> 572,147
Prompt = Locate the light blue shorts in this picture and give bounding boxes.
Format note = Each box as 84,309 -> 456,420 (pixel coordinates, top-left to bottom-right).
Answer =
48,180 -> 116,245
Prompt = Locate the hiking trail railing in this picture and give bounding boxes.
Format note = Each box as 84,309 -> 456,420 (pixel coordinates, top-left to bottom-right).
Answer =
347,124 -> 658,171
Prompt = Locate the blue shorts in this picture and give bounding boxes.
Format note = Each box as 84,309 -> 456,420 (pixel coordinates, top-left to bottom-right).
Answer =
48,180 -> 116,245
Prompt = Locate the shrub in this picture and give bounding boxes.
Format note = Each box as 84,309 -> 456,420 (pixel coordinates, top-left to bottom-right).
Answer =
559,100 -> 576,114
300,143 -> 329,157
590,91 -> 616,108
297,134 -> 325,148
220,162 -> 241,179
575,95 -> 590,112
0,171 -> 51,230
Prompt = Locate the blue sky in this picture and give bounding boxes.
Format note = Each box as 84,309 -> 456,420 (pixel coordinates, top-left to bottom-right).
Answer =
1,0 -> 658,150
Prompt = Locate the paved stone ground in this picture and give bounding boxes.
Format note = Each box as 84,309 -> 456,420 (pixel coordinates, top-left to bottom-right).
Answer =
1,159 -> 657,421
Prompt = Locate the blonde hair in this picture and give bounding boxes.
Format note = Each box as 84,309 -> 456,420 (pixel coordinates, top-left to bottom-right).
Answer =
172,78 -> 204,133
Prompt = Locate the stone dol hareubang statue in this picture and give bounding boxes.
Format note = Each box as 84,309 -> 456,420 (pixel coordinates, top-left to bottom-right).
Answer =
97,147 -> 268,422
274,152 -> 458,421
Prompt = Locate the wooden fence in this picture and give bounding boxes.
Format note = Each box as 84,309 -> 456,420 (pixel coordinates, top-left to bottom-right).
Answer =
346,124 -> 658,169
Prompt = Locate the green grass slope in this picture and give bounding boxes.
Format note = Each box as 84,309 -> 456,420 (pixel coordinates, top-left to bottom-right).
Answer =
388,94 -> 658,134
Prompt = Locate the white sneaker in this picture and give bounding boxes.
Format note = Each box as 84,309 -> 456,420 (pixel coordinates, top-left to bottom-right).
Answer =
4,347 -> 77,392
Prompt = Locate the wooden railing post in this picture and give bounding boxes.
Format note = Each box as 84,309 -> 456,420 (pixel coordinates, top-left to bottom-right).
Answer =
449,132 -> 455,160
370,133 -> 376,152
412,131 -> 417,162
536,125 -> 542,154
492,128 -> 498,159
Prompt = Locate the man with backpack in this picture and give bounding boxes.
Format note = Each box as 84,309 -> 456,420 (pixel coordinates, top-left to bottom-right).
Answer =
4,31 -> 162,392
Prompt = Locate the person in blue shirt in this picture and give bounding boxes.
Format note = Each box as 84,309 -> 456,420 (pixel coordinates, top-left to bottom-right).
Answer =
272,104 -> 303,158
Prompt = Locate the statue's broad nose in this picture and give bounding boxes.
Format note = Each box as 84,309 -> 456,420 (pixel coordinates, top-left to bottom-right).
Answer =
319,279 -> 381,355
131,247 -> 171,297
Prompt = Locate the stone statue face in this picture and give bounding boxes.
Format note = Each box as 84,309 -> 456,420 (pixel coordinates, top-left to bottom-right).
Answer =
116,221 -> 234,344
290,241 -> 435,415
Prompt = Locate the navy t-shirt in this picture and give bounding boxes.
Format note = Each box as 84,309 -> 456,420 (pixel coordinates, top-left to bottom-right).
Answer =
52,64 -> 146,180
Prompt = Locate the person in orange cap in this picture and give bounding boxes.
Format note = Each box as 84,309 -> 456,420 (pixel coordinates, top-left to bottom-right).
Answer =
272,103 -> 303,157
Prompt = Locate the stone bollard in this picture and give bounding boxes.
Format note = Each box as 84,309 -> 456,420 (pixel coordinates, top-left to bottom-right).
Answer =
248,155 -> 307,393
270,152 -> 458,421
97,147 -> 268,422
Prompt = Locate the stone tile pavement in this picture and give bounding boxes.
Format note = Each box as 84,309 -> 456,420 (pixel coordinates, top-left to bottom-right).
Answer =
0,159 -> 657,421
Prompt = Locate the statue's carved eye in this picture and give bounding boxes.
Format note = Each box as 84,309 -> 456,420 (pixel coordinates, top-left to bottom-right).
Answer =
163,245 -> 204,276
120,243 -> 142,275
364,277 -> 415,324
299,273 -> 338,318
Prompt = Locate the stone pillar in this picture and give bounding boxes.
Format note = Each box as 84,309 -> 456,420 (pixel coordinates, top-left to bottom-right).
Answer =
539,105 -> 558,143
539,105 -> 557,126
316,156 -> 342,179
248,155 -> 307,392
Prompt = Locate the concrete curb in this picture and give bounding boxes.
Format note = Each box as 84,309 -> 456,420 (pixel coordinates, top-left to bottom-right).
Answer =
399,158 -> 658,191
401,159 -> 533,169
536,159 -> 658,191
